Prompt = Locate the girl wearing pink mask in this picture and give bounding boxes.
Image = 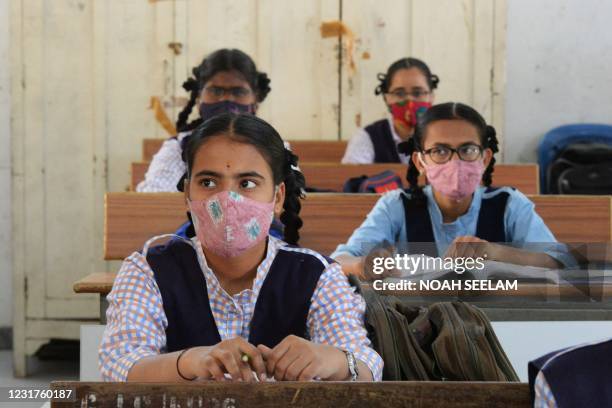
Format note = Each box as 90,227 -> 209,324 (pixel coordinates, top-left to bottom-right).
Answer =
342,57 -> 439,164
333,102 -> 574,279
136,49 -> 271,192
100,114 -> 383,383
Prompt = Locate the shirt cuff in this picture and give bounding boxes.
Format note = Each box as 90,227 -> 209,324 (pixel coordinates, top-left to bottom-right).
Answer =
344,344 -> 384,381
100,346 -> 159,382
541,243 -> 578,268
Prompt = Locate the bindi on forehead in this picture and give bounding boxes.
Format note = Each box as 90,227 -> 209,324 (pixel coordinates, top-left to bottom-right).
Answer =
226,163 -> 231,169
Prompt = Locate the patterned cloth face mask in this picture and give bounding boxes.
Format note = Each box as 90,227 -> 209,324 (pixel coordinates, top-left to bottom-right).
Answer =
388,100 -> 432,132
188,190 -> 275,258
419,154 -> 485,201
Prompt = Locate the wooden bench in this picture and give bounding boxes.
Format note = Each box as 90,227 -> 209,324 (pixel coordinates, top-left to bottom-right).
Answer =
102,193 -> 611,261
300,163 -> 540,194
131,161 -> 540,194
50,381 -> 531,407
142,138 -> 348,162
75,192 -> 612,322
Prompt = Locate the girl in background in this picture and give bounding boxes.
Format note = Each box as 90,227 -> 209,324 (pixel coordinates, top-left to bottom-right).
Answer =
334,102 -> 573,278
342,57 -> 438,164
137,48 -> 271,192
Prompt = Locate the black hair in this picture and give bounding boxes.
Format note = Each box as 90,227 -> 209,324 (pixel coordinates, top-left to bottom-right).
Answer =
374,57 -> 439,96
398,102 -> 500,204
181,113 -> 305,245
176,49 -> 272,133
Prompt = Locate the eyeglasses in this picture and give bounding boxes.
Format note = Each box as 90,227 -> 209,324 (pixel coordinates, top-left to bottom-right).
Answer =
385,88 -> 430,100
421,144 -> 483,164
203,86 -> 253,100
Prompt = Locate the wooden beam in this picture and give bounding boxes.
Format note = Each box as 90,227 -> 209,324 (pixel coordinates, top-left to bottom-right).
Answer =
131,162 -> 540,194
73,271 -> 612,299
300,163 -> 540,194
142,138 -> 348,162
105,192 -> 611,260
73,273 -> 117,294
50,381 -> 530,408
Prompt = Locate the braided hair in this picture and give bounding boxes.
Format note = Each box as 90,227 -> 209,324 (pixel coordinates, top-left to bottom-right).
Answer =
397,102 -> 500,205
374,57 -> 439,96
176,49 -> 272,133
181,113 -> 305,245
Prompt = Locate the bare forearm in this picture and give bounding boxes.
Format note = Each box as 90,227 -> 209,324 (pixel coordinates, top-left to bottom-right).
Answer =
127,351 -> 186,382
127,346 -> 210,382
356,360 -> 374,381
322,346 -> 374,381
328,358 -> 373,381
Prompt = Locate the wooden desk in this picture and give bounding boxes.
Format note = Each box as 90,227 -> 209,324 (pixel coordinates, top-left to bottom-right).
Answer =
143,138 -> 348,162
300,163 -> 540,194
75,270 -> 612,325
50,381 -> 530,408
131,161 -> 540,194
104,193 -> 612,260
81,192 -> 612,322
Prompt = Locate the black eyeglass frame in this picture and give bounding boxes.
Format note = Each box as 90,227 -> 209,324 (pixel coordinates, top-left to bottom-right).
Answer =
420,143 -> 484,164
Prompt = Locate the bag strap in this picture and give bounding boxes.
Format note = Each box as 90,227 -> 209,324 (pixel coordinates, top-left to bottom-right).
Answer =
400,193 -> 438,257
475,188 -> 509,242
456,302 -> 519,381
358,284 -> 403,380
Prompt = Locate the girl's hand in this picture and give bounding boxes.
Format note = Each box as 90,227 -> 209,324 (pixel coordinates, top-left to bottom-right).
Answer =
257,335 -> 348,381
446,236 -> 562,269
444,235 -> 500,260
337,256 -> 366,278
363,244 -> 402,281
183,337 -> 266,382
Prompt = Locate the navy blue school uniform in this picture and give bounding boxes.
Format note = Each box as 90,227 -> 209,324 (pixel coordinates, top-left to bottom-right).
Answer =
332,185 -> 574,266
99,235 -> 384,381
342,118 -> 409,164
529,338 -> 612,407
147,237 -> 329,350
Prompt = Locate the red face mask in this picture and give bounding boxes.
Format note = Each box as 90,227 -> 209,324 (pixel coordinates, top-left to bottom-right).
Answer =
388,100 -> 432,132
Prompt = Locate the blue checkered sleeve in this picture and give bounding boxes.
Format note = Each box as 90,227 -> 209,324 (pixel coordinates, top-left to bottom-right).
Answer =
534,371 -> 559,408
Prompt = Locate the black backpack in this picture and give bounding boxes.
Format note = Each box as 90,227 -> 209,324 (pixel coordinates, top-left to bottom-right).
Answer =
547,143 -> 612,194
342,170 -> 404,193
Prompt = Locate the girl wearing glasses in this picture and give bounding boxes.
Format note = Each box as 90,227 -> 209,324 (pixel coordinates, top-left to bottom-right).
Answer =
333,103 -> 573,279
137,48 -> 271,192
342,57 -> 439,164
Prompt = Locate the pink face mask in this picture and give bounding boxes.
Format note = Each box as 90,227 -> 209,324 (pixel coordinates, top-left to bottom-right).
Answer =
188,190 -> 275,258
419,155 -> 485,201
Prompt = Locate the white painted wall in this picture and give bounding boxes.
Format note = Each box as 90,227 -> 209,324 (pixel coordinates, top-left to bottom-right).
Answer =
0,0 -> 12,327
504,0 -> 612,163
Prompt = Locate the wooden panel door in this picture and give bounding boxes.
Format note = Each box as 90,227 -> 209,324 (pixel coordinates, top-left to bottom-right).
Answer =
171,0 -> 341,141
11,0 -> 178,375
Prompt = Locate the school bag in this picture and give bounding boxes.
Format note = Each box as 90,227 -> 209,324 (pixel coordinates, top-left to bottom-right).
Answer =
547,143 -> 612,194
342,170 -> 404,194
350,276 -> 518,381
537,123 -> 612,193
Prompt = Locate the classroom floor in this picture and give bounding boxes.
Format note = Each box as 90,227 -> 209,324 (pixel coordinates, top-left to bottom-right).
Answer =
0,350 -> 78,408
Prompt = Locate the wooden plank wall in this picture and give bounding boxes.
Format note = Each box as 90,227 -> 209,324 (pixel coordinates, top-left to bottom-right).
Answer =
340,1 -> 506,148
